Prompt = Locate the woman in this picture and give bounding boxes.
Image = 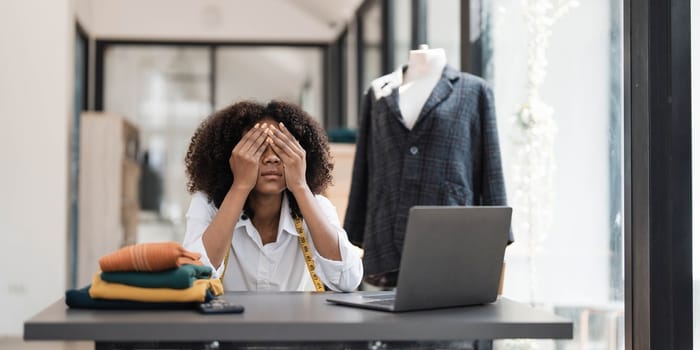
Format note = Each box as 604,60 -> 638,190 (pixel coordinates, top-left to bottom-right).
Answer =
183,100 -> 362,292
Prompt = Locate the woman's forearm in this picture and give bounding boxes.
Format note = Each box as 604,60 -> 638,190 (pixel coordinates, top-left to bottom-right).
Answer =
292,187 -> 342,261
202,186 -> 249,267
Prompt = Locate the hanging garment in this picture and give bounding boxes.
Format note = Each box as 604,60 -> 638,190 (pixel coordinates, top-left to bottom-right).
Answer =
344,65 -> 513,276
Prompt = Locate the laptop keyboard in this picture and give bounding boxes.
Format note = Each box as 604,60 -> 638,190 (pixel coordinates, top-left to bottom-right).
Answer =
365,298 -> 396,306
364,293 -> 396,300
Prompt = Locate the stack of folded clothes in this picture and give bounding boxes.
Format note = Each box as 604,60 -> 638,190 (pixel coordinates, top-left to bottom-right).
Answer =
65,242 -> 223,309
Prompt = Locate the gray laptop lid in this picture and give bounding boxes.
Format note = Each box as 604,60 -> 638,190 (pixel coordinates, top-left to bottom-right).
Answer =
326,206 -> 511,312
390,206 -> 511,311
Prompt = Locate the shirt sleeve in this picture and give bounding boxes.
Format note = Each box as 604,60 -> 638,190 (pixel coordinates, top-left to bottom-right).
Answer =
182,192 -> 226,278
309,195 -> 363,292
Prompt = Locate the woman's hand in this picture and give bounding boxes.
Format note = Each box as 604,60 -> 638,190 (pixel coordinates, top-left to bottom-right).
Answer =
267,122 -> 308,194
229,123 -> 268,192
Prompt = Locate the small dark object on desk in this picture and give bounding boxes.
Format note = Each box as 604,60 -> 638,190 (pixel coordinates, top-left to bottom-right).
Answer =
197,298 -> 244,314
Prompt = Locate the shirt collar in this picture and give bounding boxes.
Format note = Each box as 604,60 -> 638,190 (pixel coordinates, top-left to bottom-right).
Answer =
234,192 -> 300,237
371,66 -> 404,99
370,64 -> 460,101
278,193 -> 300,237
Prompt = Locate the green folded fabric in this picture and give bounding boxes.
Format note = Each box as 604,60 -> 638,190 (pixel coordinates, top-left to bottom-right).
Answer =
100,264 -> 212,289
65,286 -> 210,310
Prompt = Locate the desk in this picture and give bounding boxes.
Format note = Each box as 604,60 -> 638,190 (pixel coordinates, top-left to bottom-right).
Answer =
24,292 -> 572,349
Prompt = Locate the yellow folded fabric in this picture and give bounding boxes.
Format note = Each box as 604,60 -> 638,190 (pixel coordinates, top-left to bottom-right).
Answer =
89,272 -> 223,303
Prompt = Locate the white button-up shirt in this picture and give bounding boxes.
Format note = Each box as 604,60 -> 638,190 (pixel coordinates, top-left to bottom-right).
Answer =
183,192 -> 363,292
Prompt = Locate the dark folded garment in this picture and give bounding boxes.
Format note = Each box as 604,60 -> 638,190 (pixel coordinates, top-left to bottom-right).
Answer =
65,286 -> 213,310
101,264 -> 213,289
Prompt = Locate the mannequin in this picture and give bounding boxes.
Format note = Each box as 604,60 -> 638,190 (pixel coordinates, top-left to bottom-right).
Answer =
398,45 -> 447,129
346,46 -> 510,286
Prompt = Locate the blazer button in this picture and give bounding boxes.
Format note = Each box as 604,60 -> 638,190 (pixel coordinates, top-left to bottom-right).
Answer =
409,146 -> 419,155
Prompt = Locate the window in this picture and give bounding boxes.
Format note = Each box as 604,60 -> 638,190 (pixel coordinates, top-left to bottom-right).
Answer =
214,47 -> 324,121
480,1 -> 624,348
103,45 -> 212,243
391,0 -> 412,69
101,43 -> 325,244
69,25 -> 88,289
426,0 -> 460,69
358,0 -> 383,99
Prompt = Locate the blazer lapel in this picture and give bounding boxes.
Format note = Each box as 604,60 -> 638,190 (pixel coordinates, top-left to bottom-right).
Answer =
412,65 -> 460,129
376,65 -> 461,131
370,87 -> 406,131
385,89 -> 404,125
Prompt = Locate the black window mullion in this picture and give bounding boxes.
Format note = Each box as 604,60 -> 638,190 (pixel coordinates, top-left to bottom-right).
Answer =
625,0 -> 692,348
411,0 -> 427,50
209,45 -> 216,110
382,0 -> 394,74
356,14 -> 365,113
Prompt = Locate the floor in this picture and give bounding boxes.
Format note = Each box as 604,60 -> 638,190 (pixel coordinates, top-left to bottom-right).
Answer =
0,337 -> 92,350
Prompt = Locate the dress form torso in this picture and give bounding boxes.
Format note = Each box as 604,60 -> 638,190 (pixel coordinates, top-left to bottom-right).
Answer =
347,56 -> 511,277
398,47 -> 447,129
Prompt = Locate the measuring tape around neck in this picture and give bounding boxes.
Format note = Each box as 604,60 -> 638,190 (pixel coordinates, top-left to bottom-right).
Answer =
293,217 -> 325,292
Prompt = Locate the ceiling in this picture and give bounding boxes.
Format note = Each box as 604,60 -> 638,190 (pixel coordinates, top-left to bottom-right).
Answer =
81,0 -> 365,42
287,0 -> 364,31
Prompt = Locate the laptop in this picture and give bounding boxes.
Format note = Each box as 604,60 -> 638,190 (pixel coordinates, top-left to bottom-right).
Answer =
326,206 -> 512,312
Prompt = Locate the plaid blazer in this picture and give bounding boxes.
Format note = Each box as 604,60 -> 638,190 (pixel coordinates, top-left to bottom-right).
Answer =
344,65 -> 512,276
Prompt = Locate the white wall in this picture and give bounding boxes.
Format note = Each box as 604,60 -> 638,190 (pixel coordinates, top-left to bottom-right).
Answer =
75,0 -> 92,32
0,0 -> 75,335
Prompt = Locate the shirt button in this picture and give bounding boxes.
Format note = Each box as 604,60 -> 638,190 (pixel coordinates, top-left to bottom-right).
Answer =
409,146 -> 419,155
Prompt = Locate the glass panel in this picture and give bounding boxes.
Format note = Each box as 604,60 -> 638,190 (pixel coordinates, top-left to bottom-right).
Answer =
70,30 -> 87,289
481,1 -> 624,348
426,0 -> 460,69
346,20 -> 359,129
215,46 -> 324,125
104,45 -> 212,244
392,0 -> 412,69
360,0 -> 383,95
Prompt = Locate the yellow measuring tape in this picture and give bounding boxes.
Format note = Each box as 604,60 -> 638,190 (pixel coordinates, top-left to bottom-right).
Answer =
220,217 -> 325,292
293,217 -> 326,292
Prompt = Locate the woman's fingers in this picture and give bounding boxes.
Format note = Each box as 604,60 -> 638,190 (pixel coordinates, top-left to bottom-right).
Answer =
241,123 -> 268,154
269,124 -> 305,158
233,123 -> 261,154
251,134 -> 269,160
244,124 -> 269,156
233,122 -> 306,166
267,127 -> 301,160
266,123 -> 308,192
277,122 -> 304,155
267,130 -> 296,160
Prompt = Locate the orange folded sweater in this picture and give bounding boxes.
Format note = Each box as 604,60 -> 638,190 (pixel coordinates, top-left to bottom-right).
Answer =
99,242 -> 203,272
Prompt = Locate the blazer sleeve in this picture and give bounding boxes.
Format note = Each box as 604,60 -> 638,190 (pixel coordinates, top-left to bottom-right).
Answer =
343,91 -> 373,247
479,82 -> 514,244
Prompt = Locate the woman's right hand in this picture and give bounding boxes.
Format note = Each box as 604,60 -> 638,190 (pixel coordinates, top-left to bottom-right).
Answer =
229,123 -> 268,192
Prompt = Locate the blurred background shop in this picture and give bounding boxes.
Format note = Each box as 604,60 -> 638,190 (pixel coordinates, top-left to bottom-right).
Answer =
0,0 -> 696,349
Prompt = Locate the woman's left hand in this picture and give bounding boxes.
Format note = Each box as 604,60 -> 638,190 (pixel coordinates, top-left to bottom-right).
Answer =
267,122 -> 309,194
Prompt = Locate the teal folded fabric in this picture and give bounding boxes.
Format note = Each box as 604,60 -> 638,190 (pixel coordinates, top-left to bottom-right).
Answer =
100,264 -> 212,289
65,286 -> 211,309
